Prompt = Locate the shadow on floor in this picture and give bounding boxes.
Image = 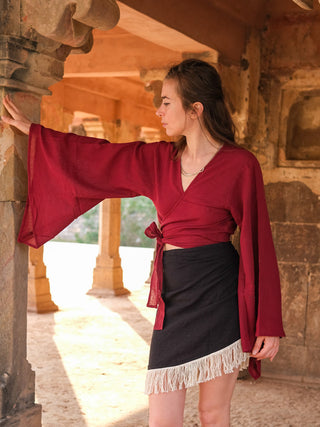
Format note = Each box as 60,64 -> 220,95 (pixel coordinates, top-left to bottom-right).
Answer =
27,312 -> 88,427
98,294 -> 153,345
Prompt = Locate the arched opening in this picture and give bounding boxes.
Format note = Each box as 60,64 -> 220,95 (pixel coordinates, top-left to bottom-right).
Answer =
286,94 -> 320,161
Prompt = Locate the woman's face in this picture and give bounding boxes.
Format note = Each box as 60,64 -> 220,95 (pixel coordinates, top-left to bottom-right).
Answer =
156,79 -> 191,137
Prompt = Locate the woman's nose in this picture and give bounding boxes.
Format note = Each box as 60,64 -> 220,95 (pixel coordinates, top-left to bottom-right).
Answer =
156,106 -> 163,117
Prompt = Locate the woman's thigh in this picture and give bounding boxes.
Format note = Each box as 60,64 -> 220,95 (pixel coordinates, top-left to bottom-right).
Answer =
198,368 -> 239,424
149,388 -> 186,427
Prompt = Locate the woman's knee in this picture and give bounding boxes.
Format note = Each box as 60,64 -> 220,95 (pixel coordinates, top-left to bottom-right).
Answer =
198,403 -> 231,426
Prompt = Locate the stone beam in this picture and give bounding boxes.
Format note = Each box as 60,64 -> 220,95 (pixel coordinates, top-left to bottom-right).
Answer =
64,71 -> 140,78
55,77 -> 160,128
64,27 -> 183,76
117,2 -> 216,54
118,0 -> 247,63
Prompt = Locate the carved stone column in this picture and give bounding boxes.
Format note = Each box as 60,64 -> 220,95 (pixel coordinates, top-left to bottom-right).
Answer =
0,1 -> 119,424
0,75 -> 43,427
89,199 -> 130,296
88,115 -> 134,297
28,247 -> 59,313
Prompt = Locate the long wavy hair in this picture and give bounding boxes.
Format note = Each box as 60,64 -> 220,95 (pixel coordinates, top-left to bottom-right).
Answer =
165,59 -> 236,157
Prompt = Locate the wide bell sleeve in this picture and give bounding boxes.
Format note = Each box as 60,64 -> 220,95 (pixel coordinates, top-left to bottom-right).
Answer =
18,124 -> 159,248
229,152 -> 285,379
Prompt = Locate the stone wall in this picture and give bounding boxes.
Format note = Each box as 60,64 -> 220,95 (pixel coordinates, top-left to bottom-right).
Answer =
265,181 -> 319,382
220,12 -> 320,383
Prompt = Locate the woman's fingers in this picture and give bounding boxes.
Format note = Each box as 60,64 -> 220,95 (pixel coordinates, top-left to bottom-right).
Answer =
251,336 -> 264,357
1,95 -> 32,135
2,95 -> 16,117
3,95 -> 27,121
251,336 -> 280,361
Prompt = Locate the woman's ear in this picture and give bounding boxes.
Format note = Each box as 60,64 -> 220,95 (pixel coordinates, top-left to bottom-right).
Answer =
190,102 -> 204,118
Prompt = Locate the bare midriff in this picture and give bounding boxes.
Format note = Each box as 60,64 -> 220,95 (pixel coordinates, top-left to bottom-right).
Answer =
163,243 -> 183,251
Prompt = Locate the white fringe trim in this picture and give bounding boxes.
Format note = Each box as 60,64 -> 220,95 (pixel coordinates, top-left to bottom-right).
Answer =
145,339 -> 250,395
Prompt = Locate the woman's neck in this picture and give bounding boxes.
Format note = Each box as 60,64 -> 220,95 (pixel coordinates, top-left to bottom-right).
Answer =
184,127 -> 221,160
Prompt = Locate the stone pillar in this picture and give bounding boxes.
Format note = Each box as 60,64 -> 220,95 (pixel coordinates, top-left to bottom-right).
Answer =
28,247 -> 58,313
0,88 -> 43,427
89,199 -> 130,296
0,1 -> 120,424
89,114 -> 135,296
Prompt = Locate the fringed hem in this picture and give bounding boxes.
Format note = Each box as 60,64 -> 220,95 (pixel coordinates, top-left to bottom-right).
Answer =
145,339 -> 250,395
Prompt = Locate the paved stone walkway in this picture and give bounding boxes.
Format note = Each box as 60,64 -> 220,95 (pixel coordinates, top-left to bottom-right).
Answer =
27,242 -> 320,426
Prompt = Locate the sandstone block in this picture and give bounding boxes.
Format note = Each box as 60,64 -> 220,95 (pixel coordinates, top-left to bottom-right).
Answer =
305,345 -> 320,382
265,181 -> 320,224
272,223 -> 320,264
278,262 -> 308,345
305,264 -> 320,347
262,343 -> 307,381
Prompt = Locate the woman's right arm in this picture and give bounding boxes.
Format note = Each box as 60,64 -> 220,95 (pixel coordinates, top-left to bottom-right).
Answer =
17,123 -> 161,248
1,95 -> 32,135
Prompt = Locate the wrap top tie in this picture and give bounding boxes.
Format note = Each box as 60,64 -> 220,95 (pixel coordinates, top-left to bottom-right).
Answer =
144,221 -> 166,329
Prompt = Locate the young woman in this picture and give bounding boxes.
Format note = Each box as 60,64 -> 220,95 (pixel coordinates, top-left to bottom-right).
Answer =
2,59 -> 285,427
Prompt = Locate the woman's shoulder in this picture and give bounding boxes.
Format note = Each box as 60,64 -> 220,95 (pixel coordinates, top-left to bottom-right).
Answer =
222,142 -> 261,171
146,140 -> 176,158
125,139 -> 174,157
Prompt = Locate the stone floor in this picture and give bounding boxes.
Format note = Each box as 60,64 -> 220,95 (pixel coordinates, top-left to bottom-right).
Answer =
27,242 -> 320,427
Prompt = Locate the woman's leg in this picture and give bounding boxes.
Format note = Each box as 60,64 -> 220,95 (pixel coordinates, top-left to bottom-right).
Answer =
198,368 -> 239,427
149,388 -> 187,427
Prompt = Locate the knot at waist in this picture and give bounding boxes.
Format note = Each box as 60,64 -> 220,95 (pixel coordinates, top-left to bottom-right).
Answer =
144,221 -> 163,241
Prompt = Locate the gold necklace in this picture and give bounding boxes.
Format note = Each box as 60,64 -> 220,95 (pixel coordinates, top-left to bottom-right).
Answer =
181,144 -> 223,177
181,165 -> 205,177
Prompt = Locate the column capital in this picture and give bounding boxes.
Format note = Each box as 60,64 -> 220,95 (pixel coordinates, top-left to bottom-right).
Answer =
140,69 -> 167,109
23,0 -> 120,49
0,35 -> 54,96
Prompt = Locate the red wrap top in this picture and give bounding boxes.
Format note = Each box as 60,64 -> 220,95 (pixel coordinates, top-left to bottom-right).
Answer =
18,124 -> 285,379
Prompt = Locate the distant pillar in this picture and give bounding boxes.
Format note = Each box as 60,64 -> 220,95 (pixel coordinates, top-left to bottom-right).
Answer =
28,247 -> 58,313
89,199 -> 130,296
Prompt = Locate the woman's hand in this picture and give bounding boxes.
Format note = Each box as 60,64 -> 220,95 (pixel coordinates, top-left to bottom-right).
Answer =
251,336 -> 280,362
1,95 -> 32,135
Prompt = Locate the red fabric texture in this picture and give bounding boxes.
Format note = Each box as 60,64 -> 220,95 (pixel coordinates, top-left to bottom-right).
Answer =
18,124 -> 285,379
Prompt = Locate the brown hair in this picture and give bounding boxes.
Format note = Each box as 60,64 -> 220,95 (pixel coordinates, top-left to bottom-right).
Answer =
165,58 -> 236,156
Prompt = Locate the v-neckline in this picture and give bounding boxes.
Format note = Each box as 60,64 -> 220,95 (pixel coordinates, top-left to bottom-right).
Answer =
178,144 -> 225,194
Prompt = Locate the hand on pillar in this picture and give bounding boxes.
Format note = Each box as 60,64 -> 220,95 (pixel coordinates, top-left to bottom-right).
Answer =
1,95 -> 32,135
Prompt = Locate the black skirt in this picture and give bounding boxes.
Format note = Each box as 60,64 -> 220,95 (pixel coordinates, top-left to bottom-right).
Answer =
145,241 -> 249,394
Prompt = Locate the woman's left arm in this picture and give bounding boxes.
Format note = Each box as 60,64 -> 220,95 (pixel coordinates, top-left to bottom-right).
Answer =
229,151 -> 285,364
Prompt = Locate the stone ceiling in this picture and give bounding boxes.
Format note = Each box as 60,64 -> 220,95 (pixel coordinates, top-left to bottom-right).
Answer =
64,0 -> 320,79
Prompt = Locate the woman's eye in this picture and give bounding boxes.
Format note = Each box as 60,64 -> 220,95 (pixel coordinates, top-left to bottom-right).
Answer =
163,103 -> 170,106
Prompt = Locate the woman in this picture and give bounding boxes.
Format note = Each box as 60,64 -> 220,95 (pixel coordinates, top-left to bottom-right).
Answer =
2,59 -> 285,427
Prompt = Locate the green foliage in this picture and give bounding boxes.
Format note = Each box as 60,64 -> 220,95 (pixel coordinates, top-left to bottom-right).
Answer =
54,197 -> 156,248
120,197 -> 156,248
74,205 -> 99,244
